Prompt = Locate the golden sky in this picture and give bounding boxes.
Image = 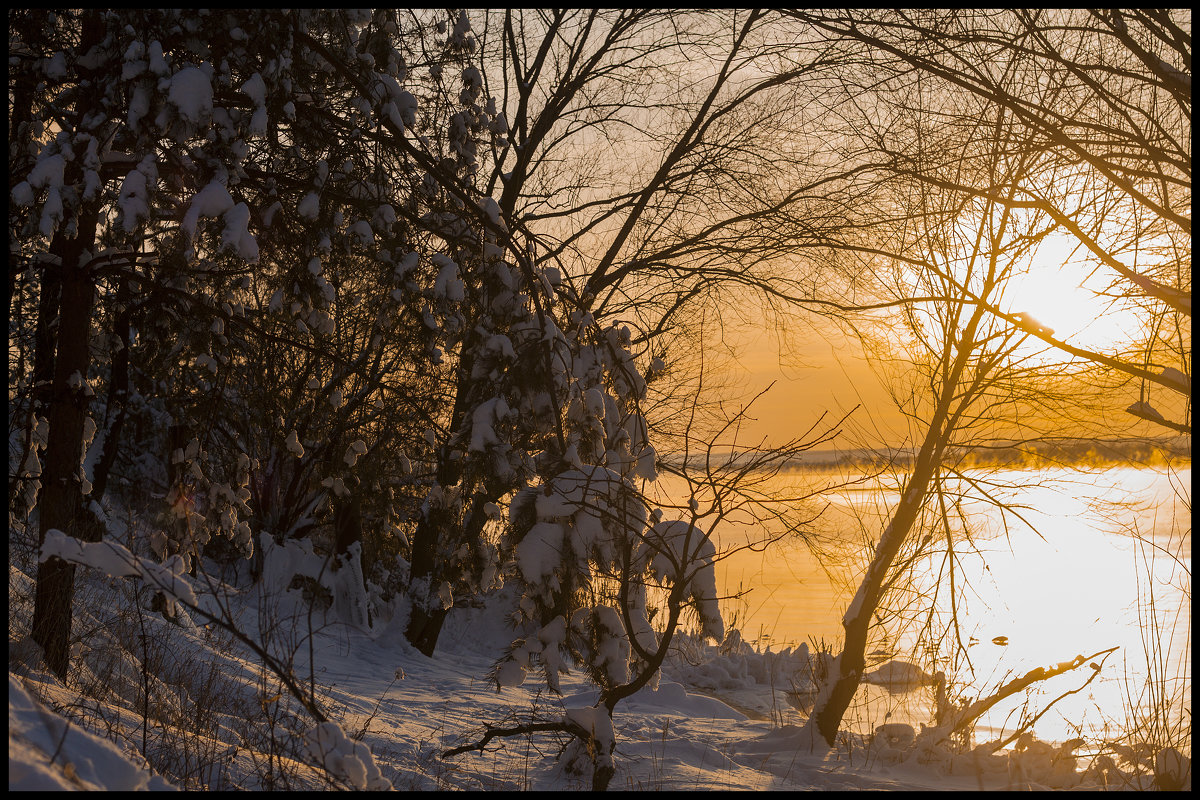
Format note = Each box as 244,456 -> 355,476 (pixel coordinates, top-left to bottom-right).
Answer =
710,322 -> 908,451
718,311 -> 1186,453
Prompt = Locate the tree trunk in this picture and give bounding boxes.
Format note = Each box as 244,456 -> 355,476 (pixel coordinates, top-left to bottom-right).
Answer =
405,491 -> 495,657
89,279 -> 130,502
31,261 -> 62,436
808,463 -> 936,745
10,257 -> 61,517
807,411 -> 951,748
29,9 -> 108,679
332,494 -> 371,628
333,494 -> 363,560
404,358 -> 474,657
31,234 -> 100,679
404,508 -> 454,657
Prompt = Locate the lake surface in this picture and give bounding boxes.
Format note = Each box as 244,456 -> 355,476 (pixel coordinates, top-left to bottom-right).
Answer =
649,464 -> 1191,745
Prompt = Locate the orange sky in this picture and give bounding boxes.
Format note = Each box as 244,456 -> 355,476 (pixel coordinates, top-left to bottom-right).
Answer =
711,323 -> 911,451
713,319 -> 1185,453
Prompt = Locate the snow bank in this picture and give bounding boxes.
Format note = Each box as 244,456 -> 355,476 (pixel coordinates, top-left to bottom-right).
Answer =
9,675 -> 175,791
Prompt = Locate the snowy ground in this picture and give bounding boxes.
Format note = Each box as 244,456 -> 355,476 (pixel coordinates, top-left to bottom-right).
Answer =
8,542 -> 1186,792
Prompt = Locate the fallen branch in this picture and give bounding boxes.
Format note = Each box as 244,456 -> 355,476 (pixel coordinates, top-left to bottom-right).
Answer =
38,530 -> 329,724
920,646 -> 1119,748
989,648 -> 1117,753
441,720 -> 585,759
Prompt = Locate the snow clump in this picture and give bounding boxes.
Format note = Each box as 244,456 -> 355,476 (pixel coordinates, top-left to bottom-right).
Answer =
40,529 -> 196,618
646,520 -> 723,642
167,66 -> 213,126
303,721 -> 392,790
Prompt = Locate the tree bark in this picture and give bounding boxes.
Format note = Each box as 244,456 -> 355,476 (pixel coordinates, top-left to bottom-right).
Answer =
89,279 -> 131,502
28,10 -> 108,679
404,357 -> 475,657
31,263 -> 63,430
404,501 -> 453,656
31,229 -> 101,678
808,444 -> 940,746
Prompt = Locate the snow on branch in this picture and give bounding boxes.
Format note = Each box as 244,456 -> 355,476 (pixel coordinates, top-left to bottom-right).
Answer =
39,529 -> 195,616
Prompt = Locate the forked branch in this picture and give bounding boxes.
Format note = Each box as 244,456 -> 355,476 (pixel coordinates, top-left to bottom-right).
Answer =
441,719 -> 587,759
925,645 -> 1120,748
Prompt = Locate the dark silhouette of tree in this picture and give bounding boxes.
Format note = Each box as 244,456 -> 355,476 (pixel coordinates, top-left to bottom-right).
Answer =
781,8 -> 1190,434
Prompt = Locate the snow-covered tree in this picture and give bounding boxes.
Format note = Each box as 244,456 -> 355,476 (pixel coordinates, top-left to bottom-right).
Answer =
296,8 -> 878,656
9,8 -> 439,676
10,8 -> 877,681
447,388 -> 844,788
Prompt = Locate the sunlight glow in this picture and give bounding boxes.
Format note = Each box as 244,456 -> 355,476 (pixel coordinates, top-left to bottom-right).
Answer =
1002,234 -> 1145,352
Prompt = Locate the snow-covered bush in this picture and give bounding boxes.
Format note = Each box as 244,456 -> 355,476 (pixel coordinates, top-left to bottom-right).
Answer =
303,721 -> 392,790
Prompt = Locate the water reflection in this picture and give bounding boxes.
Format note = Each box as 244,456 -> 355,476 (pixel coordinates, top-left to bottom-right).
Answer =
653,465 -> 1191,743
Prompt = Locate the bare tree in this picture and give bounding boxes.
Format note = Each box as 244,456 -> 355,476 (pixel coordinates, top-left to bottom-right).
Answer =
786,93 -> 1115,747
716,7 -> 1194,753
781,8 -> 1190,434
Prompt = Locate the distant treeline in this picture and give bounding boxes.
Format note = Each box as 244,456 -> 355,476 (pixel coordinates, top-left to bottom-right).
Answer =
662,437 -> 1191,473
790,437 -> 1192,471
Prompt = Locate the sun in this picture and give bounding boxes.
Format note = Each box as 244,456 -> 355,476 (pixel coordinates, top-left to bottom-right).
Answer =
1001,234 -> 1145,353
